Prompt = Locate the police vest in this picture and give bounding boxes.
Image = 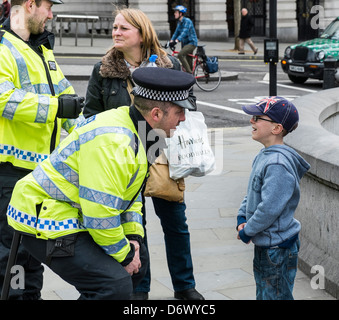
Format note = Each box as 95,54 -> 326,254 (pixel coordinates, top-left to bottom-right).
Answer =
0,30 -> 80,171
7,107 -> 147,263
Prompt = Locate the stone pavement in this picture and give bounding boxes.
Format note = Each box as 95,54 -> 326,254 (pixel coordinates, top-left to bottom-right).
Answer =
38,35 -> 336,300
40,127 -> 335,300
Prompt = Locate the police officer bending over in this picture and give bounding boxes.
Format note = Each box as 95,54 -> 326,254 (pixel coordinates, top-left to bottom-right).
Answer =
6,68 -> 196,300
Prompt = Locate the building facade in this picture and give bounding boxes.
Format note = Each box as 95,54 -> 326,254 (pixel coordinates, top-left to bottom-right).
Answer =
51,0 -> 339,42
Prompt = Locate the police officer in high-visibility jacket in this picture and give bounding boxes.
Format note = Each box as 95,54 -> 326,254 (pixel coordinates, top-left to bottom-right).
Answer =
0,0 -> 84,299
7,67 -> 196,300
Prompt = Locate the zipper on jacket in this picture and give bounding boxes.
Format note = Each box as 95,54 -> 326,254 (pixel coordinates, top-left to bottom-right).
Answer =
39,50 -> 58,153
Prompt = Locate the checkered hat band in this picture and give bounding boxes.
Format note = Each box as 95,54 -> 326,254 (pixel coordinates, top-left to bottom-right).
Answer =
134,86 -> 190,102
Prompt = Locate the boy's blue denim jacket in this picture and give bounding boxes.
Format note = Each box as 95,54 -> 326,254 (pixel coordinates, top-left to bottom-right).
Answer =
237,144 -> 310,247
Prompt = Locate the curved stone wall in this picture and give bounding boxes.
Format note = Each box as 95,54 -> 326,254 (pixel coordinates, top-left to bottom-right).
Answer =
320,103 -> 339,136
284,88 -> 339,299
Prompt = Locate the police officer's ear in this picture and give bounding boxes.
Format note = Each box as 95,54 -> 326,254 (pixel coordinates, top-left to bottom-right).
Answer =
149,107 -> 163,122
26,0 -> 35,11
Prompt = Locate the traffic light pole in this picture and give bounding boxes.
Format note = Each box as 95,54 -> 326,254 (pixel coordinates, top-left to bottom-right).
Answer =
269,0 -> 277,96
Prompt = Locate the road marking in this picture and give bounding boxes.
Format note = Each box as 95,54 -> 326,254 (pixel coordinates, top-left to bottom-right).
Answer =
197,101 -> 247,115
219,59 -> 264,62
263,73 -> 270,81
228,96 -> 298,105
259,80 -> 318,93
198,93 -> 299,115
240,64 -> 267,67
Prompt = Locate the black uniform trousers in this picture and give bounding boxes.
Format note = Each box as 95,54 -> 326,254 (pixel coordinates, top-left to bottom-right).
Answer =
22,232 -> 148,300
0,162 -> 44,300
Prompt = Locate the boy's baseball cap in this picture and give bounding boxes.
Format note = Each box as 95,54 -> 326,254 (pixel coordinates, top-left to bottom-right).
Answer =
242,96 -> 299,132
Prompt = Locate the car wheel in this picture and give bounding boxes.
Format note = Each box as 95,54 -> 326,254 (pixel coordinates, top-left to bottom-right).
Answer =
288,75 -> 308,84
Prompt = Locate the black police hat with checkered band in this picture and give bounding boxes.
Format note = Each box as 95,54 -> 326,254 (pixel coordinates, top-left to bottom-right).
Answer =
132,67 -> 196,110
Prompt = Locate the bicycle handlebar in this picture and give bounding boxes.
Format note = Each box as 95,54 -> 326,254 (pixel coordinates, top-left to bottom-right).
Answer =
163,41 -> 176,51
163,41 -> 170,49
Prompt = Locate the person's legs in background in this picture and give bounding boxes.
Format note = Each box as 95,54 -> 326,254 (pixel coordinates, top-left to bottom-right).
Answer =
178,44 -> 196,73
152,197 -> 204,300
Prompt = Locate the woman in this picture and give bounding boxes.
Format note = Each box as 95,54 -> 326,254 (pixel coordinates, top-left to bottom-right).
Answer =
84,8 -> 195,117
83,8 -> 203,301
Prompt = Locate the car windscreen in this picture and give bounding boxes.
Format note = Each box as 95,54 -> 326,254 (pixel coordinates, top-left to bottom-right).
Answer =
320,19 -> 339,39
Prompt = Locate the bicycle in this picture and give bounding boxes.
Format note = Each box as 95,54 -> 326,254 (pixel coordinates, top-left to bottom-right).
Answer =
163,41 -> 222,92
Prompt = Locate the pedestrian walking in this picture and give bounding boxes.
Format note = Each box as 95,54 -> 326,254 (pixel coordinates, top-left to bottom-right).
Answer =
2,0 -> 10,18
169,5 -> 198,73
7,67 -> 196,300
83,7 -> 204,301
0,4 -> 5,24
236,97 -> 310,300
238,8 -> 258,55
0,0 -> 84,300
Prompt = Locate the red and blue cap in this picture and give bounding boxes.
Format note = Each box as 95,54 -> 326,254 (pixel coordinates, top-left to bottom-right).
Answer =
242,96 -> 299,132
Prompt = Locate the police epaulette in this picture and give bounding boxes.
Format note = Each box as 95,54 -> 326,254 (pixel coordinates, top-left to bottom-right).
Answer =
0,29 -> 4,42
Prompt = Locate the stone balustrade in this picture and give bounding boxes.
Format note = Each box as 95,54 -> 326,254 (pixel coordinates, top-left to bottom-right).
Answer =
285,88 -> 339,299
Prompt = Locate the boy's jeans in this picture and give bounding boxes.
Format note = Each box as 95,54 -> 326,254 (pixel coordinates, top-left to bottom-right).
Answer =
253,240 -> 300,300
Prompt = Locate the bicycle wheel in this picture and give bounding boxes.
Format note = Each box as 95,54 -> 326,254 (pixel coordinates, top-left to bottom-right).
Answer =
194,62 -> 221,91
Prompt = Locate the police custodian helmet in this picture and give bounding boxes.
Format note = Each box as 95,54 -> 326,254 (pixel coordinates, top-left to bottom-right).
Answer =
132,67 -> 196,110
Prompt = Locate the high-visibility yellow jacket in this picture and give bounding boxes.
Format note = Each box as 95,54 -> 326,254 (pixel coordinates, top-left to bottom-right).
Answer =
0,27 -> 80,171
7,106 -> 147,263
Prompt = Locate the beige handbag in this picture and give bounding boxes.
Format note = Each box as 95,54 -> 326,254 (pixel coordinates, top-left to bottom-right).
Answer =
144,152 -> 185,202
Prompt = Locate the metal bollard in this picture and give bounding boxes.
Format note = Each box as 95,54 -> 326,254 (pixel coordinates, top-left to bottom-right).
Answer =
322,56 -> 337,90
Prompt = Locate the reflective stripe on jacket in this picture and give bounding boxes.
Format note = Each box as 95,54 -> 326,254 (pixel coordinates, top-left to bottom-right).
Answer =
7,107 -> 147,263
0,30 -> 80,170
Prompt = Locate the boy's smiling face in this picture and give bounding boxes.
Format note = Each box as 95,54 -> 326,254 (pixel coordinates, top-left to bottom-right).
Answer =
250,115 -> 282,147
242,97 -> 299,147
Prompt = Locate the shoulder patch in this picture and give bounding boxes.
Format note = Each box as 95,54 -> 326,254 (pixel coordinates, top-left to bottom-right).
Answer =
48,60 -> 57,71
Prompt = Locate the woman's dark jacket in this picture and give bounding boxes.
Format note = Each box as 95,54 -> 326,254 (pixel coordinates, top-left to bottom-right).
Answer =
84,48 -> 196,118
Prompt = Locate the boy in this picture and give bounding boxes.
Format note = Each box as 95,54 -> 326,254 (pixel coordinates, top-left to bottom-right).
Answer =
236,96 -> 310,300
